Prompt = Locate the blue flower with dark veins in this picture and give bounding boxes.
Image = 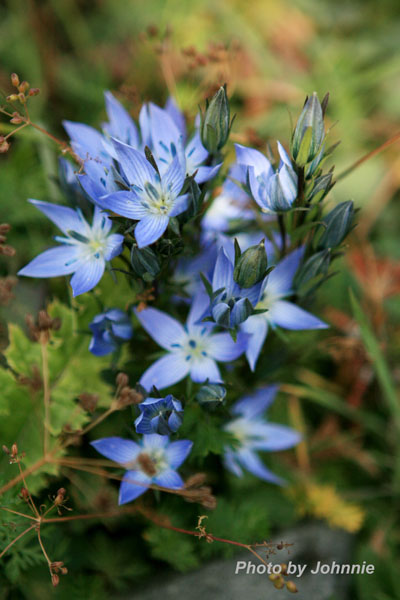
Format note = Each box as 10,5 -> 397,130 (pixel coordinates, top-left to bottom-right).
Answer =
89,309 -> 133,356
135,395 -> 183,434
224,385 -> 301,485
91,433 -> 193,504
18,201 -> 124,297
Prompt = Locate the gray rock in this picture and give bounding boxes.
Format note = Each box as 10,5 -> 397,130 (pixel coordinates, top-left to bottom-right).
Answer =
125,522 -> 354,599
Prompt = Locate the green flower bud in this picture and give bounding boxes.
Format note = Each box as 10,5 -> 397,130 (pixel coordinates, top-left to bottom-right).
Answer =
130,244 -> 161,280
233,240 -> 268,288
291,92 -> 325,167
317,201 -> 355,249
200,86 -> 231,154
295,249 -> 331,288
195,384 -> 226,407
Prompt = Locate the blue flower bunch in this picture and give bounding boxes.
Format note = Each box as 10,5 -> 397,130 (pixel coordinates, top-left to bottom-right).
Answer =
17,88 -> 356,505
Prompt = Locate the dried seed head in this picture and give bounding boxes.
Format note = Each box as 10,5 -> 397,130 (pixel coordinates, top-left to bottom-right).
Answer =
0,244 -> 16,256
11,443 -> 18,457
116,372 -> 129,388
78,393 -> 99,413
0,224 -> 11,234
0,140 -> 10,153
2,445 -> 9,455
51,574 -> 60,587
28,88 -> 40,97
18,81 -> 29,94
184,473 -> 207,489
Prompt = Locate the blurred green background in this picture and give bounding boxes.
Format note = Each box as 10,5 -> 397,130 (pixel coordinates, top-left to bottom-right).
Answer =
1,1 -> 400,598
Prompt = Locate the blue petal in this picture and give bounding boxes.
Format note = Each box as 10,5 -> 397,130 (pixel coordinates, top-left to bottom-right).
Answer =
250,424 -> 301,451
240,314 -> 268,371
139,353 -> 190,391
111,321 -> 133,340
212,248 -> 234,293
207,332 -> 247,362
29,200 -> 87,236
165,440 -> 193,469
235,143 -> 272,176
135,307 -> 185,349
194,163 -> 221,184
104,233 -> 124,261
154,469 -> 184,489
190,357 -> 222,383
268,300 -> 328,330
91,437 -> 140,464
112,139 -> 156,188
267,247 -> 305,297
163,156 -> 185,198
277,141 -> 292,167
187,292 -> 213,328
146,102 -> 182,151
165,97 -> 186,137
135,214 -> 169,248
97,190 -> 147,219
169,193 -> 189,217
63,120 -> 108,163
103,91 -> 139,147
224,448 -> 243,477
232,385 -> 279,418
168,411 -> 182,432
70,256 -> 105,296
18,245 -> 81,278
142,434 -> 170,449
119,470 -> 150,504
89,335 -> 116,356
237,449 -> 285,485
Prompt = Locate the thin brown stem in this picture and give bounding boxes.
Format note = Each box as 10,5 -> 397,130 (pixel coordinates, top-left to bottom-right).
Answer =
0,457 -> 48,496
40,341 -> 50,456
36,527 -> 52,569
0,506 -> 37,521
0,524 -> 36,559
337,131 -> 400,181
17,462 -> 40,518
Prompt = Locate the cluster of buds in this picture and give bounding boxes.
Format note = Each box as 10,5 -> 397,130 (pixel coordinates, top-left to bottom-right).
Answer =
195,383 -> 226,409
0,223 -> 15,256
6,73 -> 40,105
26,310 -> 61,343
50,561 -> 68,586
112,372 -> 144,409
52,487 -> 72,515
2,442 -> 20,464
269,563 -> 298,593
182,473 -> 217,509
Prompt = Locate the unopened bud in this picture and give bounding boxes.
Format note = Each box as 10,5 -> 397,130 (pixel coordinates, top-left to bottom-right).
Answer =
0,244 -> 16,255
317,201 -> 355,250
286,581 -> 298,593
130,244 -> 161,280
195,384 -> 226,407
233,239 -> 269,288
18,81 -> 29,94
51,574 -> 60,587
2,445 -> 9,454
0,224 -> 11,234
273,576 -> 285,590
6,94 -> 18,103
116,372 -> 129,388
18,93 -> 26,103
28,88 -> 40,97
0,140 -> 10,153
291,92 -> 325,167
20,487 -> 29,501
200,85 -> 231,154
11,443 -> 18,456
11,73 -> 20,87
10,113 -> 23,124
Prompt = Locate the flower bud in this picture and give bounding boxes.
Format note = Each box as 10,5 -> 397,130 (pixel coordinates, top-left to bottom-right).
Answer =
233,240 -> 268,288
130,244 -> 161,280
18,93 -> 26,103
28,88 -> 40,97
0,139 -> 10,153
195,384 -> 226,407
200,86 -> 231,153
18,81 -> 29,94
291,92 -> 325,167
317,201 -> 355,250
11,73 -> 20,88
286,581 -> 298,593
6,94 -> 18,103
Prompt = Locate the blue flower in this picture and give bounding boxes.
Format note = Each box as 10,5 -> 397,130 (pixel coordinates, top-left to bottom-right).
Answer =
240,247 -> 328,370
135,292 -> 247,391
95,140 -> 188,247
201,247 -> 262,328
140,100 -> 221,184
224,385 -> 301,485
91,434 -> 193,504
235,142 -> 298,212
18,201 -> 124,296
135,395 -> 183,434
89,309 -> 133,356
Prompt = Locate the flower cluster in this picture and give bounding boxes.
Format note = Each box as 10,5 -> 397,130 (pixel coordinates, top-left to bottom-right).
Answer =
16,88 -> 356,503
